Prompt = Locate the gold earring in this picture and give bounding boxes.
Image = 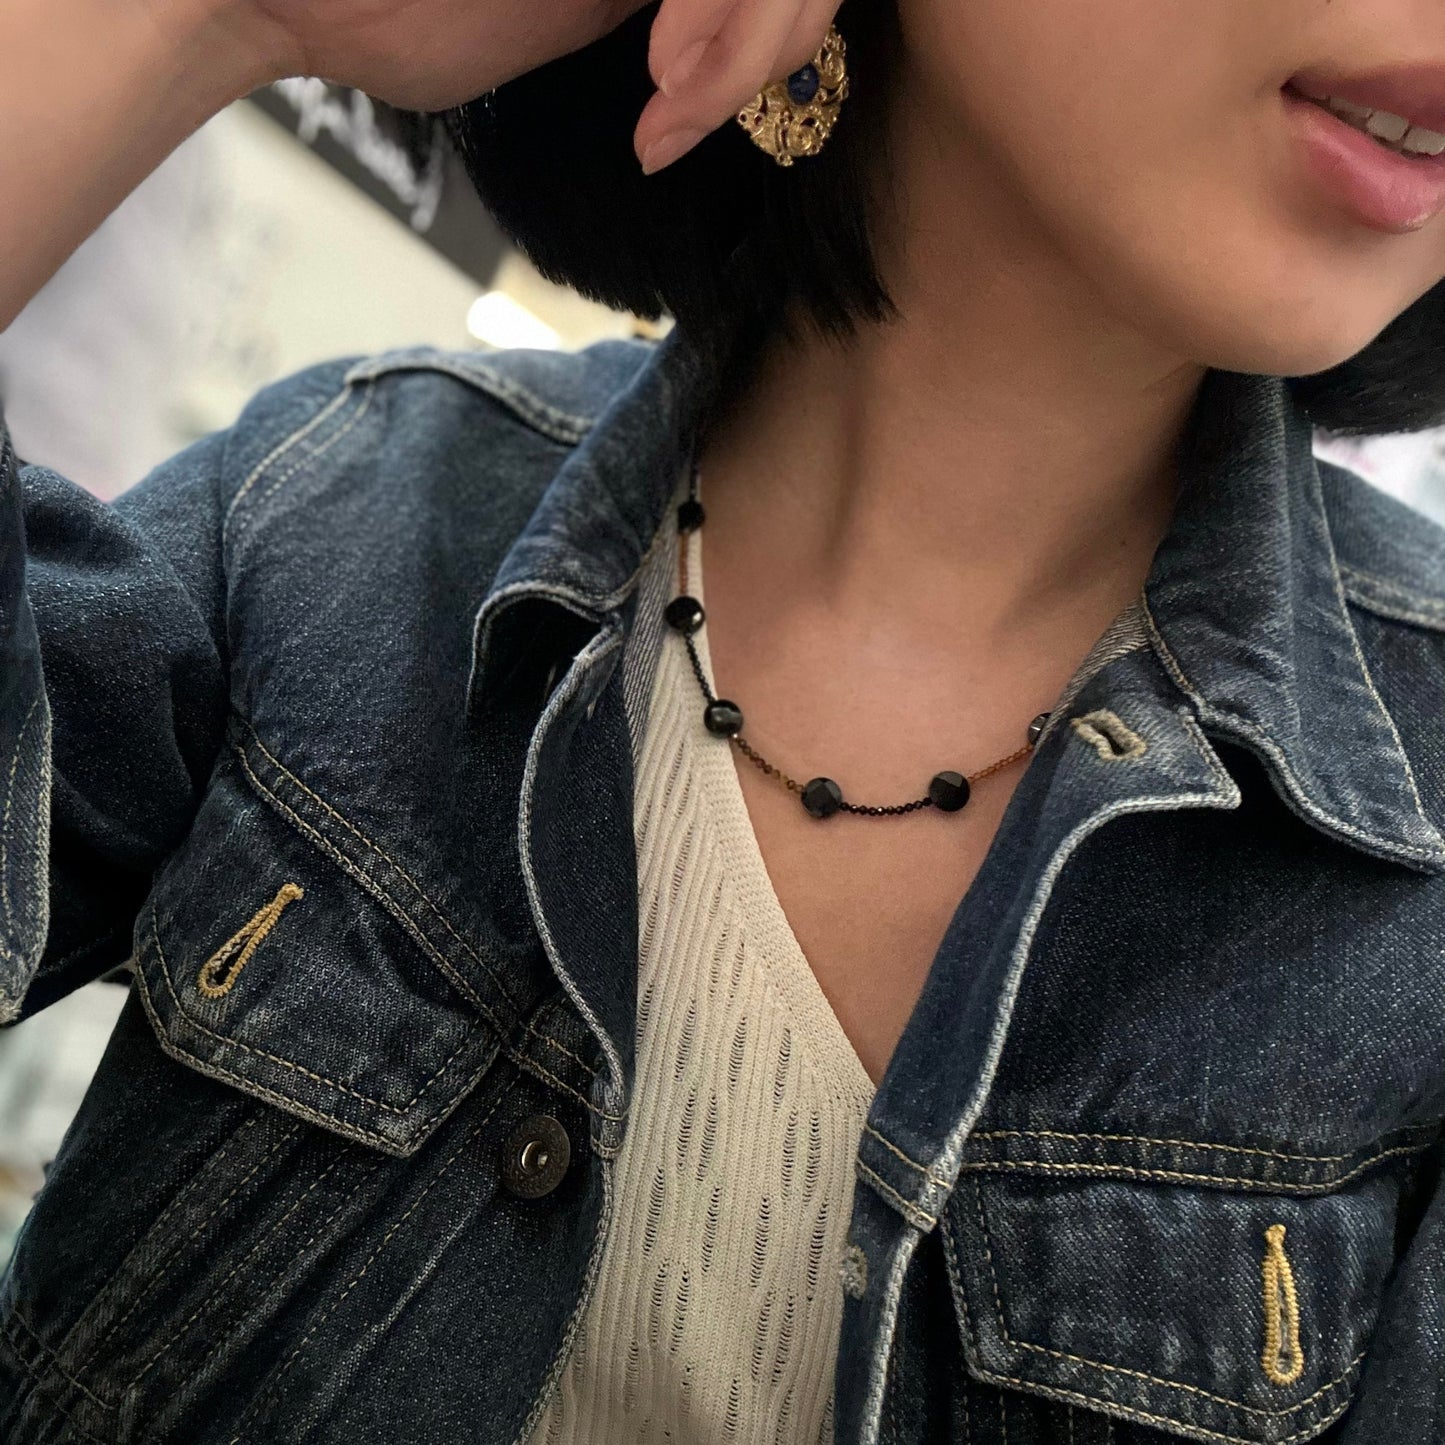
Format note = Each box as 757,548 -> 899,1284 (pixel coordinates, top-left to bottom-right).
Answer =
736,26 -> 849,167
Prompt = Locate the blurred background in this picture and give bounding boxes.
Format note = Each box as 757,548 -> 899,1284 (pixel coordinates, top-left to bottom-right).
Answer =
1,83 -> 1442,1269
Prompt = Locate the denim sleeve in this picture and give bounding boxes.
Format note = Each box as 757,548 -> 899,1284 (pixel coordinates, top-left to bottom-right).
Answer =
0,414 -> 233,1023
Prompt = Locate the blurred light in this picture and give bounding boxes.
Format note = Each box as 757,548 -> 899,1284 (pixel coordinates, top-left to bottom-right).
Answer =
466,291 -> 560,350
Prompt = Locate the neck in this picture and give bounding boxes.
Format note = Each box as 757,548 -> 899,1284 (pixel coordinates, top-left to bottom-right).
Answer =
694,89 -> 1209,681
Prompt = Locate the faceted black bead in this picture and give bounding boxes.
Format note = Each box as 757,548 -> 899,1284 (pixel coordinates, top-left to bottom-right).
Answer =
704,699 -> 744,736
1028,712 -> 1050,747
928,771 -> 971,812
801,777 -> 844,818
665,595 -> 705,634
677,498 -> 706,532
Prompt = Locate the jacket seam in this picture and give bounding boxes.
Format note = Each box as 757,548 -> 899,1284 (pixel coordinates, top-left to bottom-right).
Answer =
233,740 -> 618,1124
127,1148 -> 384,1393
929,710 -> 1242,1198
531,1027 -> 596,1075
1338,562 -> 1445,626
241,728 -> 604,1086
1,1312 -> 114,1445
0,696 -> 43,940
855,1157 -> 937,1231
859,1227 -> 925,1445
1323,541 -> 1440,840
150,896 -> 478,1117
950,1368 -> 1354,1445
220,383 -> 355,545
131,960 -> 422,1152
342,353 -> 596,446
232,385 -> 377,544
240,721 -> 527,1020
510,1054 -> 597,1118
1344,592 -> 1445,631
238,724 -> 594,1077
231,739 -> 501,1022
956,1141 -> 1434,1193
861,1122 -> 952,1190
150,803 -> 619,1127
516,625 -> 630,1110
70,1114 -> 291,1375
222,1071 -> 521,1443
5,1307 -> 115,1418
967,1125 -> 1434,1165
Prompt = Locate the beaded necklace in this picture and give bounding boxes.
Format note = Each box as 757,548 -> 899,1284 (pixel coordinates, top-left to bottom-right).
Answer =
664,461 -> 1050,820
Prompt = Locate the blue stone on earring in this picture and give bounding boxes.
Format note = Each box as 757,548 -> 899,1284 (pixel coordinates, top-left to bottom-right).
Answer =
737,25 -> 848,166
787,64 -> 821,104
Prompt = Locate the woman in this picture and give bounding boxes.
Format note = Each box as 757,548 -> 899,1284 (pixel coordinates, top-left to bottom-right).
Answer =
2,0 -> 1444,1441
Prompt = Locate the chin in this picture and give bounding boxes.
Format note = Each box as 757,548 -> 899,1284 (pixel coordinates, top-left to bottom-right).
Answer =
1232,299 -> 1422,379
1140,260 -> 1421,380
1212,242 -> 1444,379
1202,326 -> 1388,380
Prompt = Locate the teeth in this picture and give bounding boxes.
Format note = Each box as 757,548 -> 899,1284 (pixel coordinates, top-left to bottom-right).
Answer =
1405,123 -> 1445,156
1329,97 -> 1375,123
1364,109 -> 1410,143
1315,92 -> 1445,156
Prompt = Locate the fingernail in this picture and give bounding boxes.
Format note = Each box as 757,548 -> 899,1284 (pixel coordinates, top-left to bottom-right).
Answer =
659,38 -> 709,96
641,127 -> 705,175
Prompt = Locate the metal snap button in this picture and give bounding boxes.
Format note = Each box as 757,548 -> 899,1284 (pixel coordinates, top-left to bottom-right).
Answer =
500,1114 -> 572,1199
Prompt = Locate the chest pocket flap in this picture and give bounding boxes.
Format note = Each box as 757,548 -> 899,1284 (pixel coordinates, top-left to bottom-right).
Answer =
130,716 -> 505,1156
942,1126 -> 1440,1443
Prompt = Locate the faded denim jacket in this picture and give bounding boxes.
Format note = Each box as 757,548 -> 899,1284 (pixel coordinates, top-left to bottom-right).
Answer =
1,314 -> 1443,1445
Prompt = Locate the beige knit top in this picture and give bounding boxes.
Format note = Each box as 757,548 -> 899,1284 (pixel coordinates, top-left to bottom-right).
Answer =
522,473 -> 878,1445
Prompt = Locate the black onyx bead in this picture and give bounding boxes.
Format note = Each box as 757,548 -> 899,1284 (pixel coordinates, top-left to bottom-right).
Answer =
1028,712 -> 1050,747
665,595 -> 705,634
928,771 -> 971,812
802,777 -> 844,819
677,498 -> 706,532
704,699 -> 744,736
787,64 -> 821,104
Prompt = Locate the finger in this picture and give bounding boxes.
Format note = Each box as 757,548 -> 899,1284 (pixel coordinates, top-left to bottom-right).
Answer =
634,0 -> 815,169
647,0 -> 740,92
771,0 -> 842,83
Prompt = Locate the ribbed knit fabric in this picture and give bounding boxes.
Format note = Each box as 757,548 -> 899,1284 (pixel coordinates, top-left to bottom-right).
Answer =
523,473 -> 877,1445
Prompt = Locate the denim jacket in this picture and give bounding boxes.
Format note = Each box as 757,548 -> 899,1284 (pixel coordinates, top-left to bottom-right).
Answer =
1,317 -> 1443,1445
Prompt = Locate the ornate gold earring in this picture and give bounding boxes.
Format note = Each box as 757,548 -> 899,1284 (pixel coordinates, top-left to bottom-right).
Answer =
736,26 -> 849,166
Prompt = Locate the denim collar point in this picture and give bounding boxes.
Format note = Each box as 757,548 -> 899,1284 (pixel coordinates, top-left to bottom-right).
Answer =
466,324 -> 726,719
1143,368 -> 1445,875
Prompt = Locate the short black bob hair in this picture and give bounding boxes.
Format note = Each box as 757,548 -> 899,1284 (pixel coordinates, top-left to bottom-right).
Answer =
434,0 -> 1445,438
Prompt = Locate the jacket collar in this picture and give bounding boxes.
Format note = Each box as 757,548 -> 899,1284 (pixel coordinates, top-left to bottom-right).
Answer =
466,322 -> 725,696
1142,367 -> 1445,872
465,320 -> 726,718
468,322 -> 1445,874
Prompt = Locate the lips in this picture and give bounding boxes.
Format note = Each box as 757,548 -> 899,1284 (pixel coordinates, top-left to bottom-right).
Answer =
1288,62 -> 1445,135
1283,84 -> 1445,158
1281,83 -> 1445,233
